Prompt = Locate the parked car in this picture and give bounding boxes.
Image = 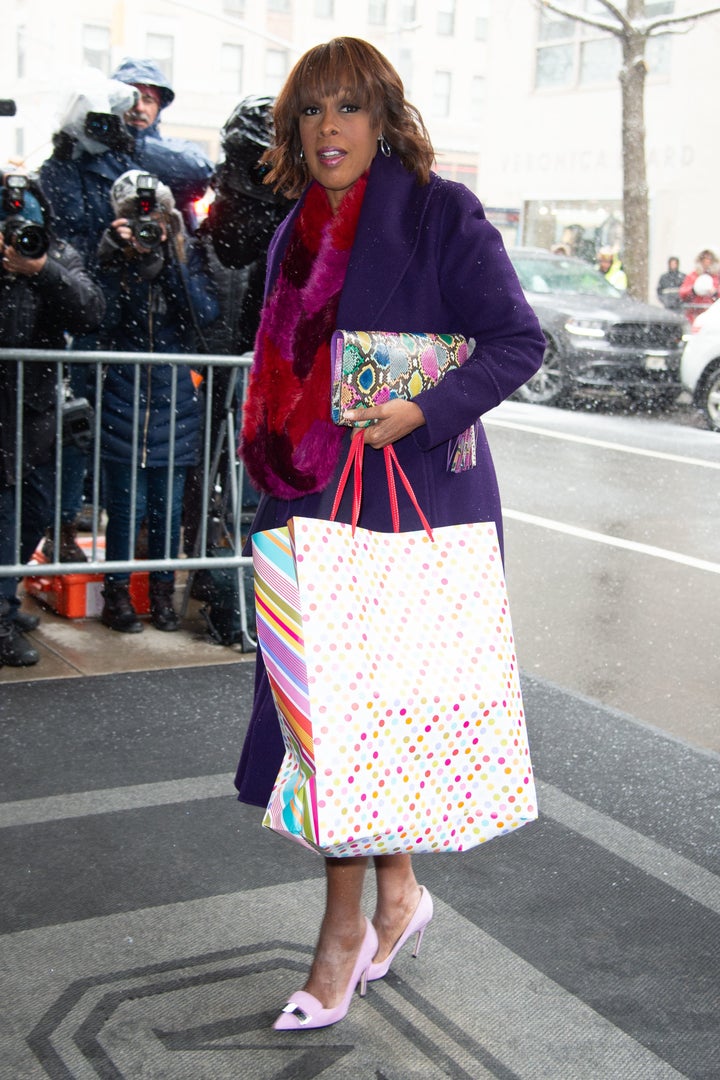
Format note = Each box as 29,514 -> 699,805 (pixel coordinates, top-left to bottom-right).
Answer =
508,248 -> 686,407
680,297 -> 720,431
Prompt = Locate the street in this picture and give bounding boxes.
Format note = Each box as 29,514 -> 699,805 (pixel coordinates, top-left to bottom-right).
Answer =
485,398 -> 720,753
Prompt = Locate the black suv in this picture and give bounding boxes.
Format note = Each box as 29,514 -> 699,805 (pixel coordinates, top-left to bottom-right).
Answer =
509,248 -> 686,407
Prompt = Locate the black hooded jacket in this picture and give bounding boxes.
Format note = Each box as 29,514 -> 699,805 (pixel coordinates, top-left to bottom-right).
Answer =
0,238 -> 105,483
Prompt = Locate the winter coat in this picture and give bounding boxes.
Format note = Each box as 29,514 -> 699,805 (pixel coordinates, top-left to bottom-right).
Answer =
679,265 -> 720,325
657,268 -> 685,310
246,151 -> 545,543
602,255 -> 628,291
39,147 -> 137,274
97,233 -> 219,468
0,239 -> 106,483
235,150 -> 546,806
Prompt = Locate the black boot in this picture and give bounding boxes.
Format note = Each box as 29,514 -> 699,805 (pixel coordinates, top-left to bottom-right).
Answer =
14,608 -> 40,632
0,619 -> 40,666
150,579 -> 180,632
101,583 -> 143,633
41,522 -> 88,563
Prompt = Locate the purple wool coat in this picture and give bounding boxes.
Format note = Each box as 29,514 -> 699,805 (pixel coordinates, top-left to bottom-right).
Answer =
235,150 -> 546,807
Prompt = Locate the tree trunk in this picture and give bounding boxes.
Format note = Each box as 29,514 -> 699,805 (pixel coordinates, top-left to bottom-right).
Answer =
619,10 -> 649,301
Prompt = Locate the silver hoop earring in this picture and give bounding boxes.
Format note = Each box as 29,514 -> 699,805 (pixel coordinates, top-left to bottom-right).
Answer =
378,134 -> 391,158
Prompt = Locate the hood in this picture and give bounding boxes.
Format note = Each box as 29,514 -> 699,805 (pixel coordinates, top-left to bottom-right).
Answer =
111,58 -> 175,109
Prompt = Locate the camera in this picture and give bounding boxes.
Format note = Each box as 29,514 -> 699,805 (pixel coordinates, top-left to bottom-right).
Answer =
84,110 -> 132,153
62,396 -> 94,451
0,174 -> 49,259
129,174 -> 163,250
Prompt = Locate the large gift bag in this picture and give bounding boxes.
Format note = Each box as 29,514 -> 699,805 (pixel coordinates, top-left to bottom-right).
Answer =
254,433 -> 537,857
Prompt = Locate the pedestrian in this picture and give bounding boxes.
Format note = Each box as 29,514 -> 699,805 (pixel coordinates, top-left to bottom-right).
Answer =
95,170 -> 218,634
110,58 -> 213,232
597,246 -> 627,290
234,37 -> 545,1030
679,248 -> 720,326
656,256 -> 684,310
0,169 -> 105,666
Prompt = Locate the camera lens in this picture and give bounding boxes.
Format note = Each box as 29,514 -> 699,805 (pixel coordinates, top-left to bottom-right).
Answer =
4,220 -> 49,260
133,220 -> 163,250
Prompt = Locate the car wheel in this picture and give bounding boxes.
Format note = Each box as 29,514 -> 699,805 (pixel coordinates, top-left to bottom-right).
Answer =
700,362 -> 720,432
514,336 -> 567,406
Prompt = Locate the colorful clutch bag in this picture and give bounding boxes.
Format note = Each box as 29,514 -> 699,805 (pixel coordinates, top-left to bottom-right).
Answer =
330,329 -> 469,424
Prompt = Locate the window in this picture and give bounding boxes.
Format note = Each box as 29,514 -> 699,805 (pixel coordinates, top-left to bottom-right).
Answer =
146,34 -> 174,86
470,76 -> 486,123
265,49 -> 289,93
267,0 -> 291,11
82,24 -> 111,75
535,0 -> 674,89
368,1 -> 387,26
474,0 -> 489,40
223,0 -> 245,15
400,2 -> 416,22
221,43 -> 243,95
315,0 -> 334,15
17,25 -> 26,79
397,47 -> 413,96
432,71 -> 451,118
437,0 -> 455,36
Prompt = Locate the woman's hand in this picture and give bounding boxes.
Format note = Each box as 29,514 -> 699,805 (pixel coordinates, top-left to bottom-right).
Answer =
343,398 -> 425,447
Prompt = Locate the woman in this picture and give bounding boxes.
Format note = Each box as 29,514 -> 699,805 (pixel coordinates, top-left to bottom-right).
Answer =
236,37 -> 545,1030
97,170 -> 218,633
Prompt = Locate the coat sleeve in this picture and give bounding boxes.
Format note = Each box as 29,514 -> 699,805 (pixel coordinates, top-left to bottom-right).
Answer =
131,131 -> 213,209
412,184 -> 546,449
32,241 -> 106,336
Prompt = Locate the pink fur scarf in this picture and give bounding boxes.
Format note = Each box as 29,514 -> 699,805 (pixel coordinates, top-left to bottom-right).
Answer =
240,175 -> 368,498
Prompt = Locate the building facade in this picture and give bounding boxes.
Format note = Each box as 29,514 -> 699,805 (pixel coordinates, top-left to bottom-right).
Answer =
3,0 -> 718,293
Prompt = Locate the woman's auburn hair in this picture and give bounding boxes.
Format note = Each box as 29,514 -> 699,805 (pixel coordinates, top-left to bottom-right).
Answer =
262,37 -> 435,199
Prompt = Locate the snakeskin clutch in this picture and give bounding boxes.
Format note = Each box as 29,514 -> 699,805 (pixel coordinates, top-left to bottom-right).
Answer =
330,330 -> 469,425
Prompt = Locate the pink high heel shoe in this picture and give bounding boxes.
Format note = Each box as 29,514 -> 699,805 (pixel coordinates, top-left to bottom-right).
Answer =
367,886 -> 433,981
273,917 -> 378,1030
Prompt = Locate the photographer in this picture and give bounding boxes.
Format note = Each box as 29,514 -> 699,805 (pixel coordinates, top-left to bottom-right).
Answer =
111,58 -> 213,233
39,76 -> 137,277
183,97 -> 294,563
39,77 -> 138,552
0,170 -> 105,667
95,170 -> 218,635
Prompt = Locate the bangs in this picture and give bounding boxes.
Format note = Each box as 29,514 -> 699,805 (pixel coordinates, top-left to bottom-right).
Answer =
293,41 -> 379,115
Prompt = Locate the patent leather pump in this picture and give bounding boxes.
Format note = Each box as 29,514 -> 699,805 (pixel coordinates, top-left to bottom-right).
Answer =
367,886 -> 433,981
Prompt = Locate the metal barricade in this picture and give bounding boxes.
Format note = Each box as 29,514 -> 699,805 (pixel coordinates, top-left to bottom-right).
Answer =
0,347 -> 256,648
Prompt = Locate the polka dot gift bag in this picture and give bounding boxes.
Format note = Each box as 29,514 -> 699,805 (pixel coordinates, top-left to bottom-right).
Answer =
254,433 -> 537,857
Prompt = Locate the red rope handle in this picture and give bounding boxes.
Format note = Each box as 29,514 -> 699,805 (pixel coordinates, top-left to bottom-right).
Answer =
384,445 -> 434,539
330,430 -> 434,539
330,430 -> 365,527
